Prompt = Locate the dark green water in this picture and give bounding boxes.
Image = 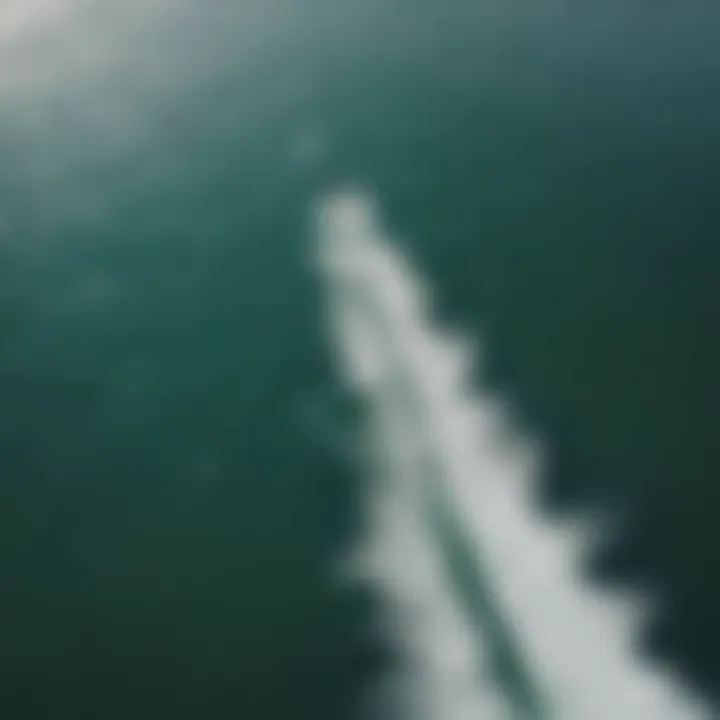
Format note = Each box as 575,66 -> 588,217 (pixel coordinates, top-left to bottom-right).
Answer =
1,2 -> 719,717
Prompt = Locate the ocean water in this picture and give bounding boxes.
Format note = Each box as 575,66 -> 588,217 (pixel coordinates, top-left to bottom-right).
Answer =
0,1 -> 719,717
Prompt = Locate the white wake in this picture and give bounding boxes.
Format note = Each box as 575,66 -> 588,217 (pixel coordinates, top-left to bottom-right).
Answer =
314,189 -> 711,720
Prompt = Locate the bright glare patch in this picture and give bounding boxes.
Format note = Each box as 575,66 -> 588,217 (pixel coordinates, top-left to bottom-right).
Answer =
0,0 -> 79,39
0,0 -> 187,95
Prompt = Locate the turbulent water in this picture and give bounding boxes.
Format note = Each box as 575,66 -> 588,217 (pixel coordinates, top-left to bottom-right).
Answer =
0,2 -> 719,718
316,189 -> 713,720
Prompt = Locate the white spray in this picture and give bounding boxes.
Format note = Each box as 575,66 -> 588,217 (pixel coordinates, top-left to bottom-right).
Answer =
314,189 -> 711,720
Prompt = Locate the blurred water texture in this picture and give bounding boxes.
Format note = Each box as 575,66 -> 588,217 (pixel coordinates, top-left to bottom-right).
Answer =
0,1 -> 719,717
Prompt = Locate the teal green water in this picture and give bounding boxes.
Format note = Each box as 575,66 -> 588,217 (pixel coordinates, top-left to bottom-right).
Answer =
1,2 -> 719,717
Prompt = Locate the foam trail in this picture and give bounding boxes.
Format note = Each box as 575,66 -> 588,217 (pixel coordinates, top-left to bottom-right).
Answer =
313,189 -> 711,720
